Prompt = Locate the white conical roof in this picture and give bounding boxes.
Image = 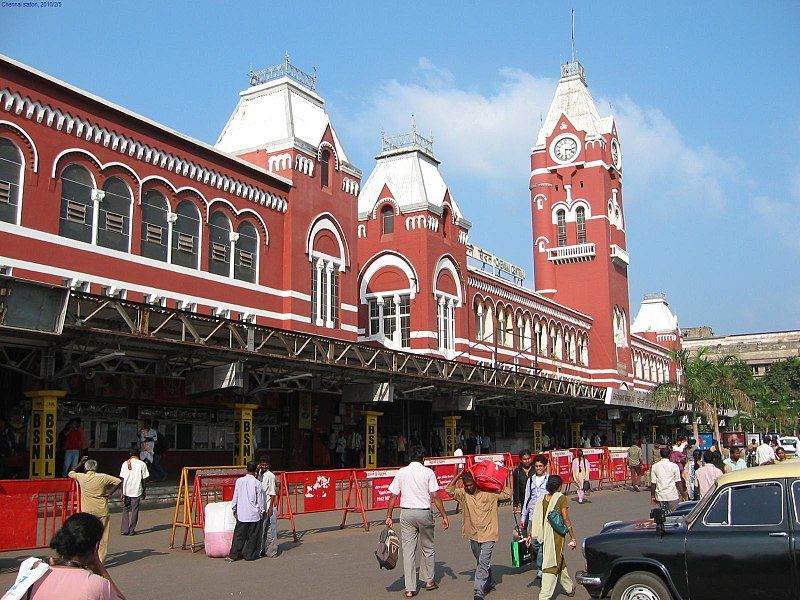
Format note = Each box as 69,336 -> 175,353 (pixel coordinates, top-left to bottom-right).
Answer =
632,295 -> 679,334
358,143 -> 468,226
215,67 -> 353,169
535,62 -> 614,148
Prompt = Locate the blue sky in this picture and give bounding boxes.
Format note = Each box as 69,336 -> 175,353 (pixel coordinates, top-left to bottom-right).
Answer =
2,1 -> 798,335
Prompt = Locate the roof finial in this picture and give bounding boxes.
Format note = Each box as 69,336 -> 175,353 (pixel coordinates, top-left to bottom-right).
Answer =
411,113 -> 416,135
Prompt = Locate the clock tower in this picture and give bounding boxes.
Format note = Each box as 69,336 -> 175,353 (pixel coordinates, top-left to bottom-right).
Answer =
530,60 -> 632,378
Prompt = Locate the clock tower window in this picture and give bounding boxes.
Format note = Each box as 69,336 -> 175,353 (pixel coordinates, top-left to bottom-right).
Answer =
556,209 -> 567,247
576,207 -> 587,244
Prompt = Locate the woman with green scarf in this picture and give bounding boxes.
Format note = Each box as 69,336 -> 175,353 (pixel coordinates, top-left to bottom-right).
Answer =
527,475 -> 577,599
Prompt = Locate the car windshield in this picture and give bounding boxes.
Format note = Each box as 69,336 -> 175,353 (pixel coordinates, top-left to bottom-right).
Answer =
685,487 -> 717,525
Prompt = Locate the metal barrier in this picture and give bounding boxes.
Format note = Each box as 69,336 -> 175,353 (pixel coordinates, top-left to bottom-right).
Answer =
278,468 -> 361,542
170,465 -> 246,551
0,478 -> 80,551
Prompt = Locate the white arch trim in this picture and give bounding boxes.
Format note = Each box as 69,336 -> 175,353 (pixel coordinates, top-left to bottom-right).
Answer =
207,198 -> 270,246
358,251 -> 419,300
0,120 -> 39,173
306,213 -> 350,270
140,175 -> 178,196
433,255 -> 462,305
51,147 -> 104,179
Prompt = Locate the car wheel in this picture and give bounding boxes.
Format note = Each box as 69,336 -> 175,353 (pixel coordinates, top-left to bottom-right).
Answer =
611,571 -> 673,600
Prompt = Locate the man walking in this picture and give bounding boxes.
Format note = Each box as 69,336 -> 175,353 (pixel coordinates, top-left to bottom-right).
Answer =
512,450 -> 534,514
756,435 -> 776,465
696,451 -> 723,498
257,455 -> 279,558
446,470 -> 511,600
650,447 -> 686,513
138,420 -> 156,466
119,448 -> 149,535
69,456 -> 121,562
227,461 -> 265,562
519,454 -> 550,579
627,438 -> 643,492
385,447 -> 450,598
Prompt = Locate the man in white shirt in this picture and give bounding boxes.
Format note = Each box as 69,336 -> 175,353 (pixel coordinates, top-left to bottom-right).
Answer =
756,436 -> 776,465
257,455 -> 279,558
386,447 -> 450,597
119,448 -> 149,535
519,454 -> 550,579
582,435 -> 592,449
650,447 -> 686,513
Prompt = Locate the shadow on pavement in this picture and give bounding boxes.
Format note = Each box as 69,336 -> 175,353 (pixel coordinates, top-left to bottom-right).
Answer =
105,548 -> 169,568
385,561 -> 458,592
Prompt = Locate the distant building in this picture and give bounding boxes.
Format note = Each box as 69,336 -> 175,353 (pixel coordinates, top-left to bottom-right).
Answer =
682,328 -> 800,377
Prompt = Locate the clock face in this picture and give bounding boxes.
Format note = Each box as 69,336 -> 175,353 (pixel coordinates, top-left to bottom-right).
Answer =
551,135 -> 579,163
611,139 -> 622,169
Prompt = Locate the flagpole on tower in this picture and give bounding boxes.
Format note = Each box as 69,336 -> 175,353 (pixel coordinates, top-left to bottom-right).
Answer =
571,8 -> 576,64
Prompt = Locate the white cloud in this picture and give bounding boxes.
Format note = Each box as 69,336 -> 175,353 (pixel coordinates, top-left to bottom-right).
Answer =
349,58 -> 738,216
752,173 -> 800,253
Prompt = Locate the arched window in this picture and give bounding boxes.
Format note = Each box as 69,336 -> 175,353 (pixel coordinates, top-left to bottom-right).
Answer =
172,200 -> 200,269
381,205 -> 394,234
141,190 -> 169,262
0,138 -> 23,224
576,206 -> 586,244
442,207 -> 450,238
556,209 -> 567,247
59,164 -> 94,243
235,221 -> 258,283
320,150 -> 330,188
208,211 -> 232,277
98,177 -> 131,252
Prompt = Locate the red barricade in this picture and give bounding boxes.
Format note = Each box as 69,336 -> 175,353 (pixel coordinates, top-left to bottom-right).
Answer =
549,450 -> 574,486
0,478 -> 80,551
278,467 -> 363,541
607,448 -> 629,487
340,468 -> 402,531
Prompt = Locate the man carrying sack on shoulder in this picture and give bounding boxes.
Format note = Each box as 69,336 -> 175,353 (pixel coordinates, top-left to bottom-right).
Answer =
446,470 -> 511,600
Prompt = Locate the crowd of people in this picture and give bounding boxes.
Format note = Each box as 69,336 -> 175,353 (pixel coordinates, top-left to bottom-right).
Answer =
382,446 -> 579,600
633,433 -> 794,513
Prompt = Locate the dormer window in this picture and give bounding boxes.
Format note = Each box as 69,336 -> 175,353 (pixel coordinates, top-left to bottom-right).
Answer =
381,205 -> 394,234
442,207 -> 450,238
320,150 -> 330,188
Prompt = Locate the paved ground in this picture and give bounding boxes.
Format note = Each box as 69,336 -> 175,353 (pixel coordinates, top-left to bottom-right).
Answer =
0,485 -> 653,599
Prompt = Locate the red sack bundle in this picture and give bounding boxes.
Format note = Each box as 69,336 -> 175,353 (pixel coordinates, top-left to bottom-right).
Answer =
469,460 -> 508,493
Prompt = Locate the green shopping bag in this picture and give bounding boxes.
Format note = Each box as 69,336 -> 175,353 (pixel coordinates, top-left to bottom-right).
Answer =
511,538 -> 533,568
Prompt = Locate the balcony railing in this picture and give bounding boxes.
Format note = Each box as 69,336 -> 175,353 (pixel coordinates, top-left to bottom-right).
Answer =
547,243 -> 596,263
248,54 -> 317,91
610,244 -> 630,266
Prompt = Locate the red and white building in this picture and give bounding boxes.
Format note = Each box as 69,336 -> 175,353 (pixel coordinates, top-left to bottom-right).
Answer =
0,53 -> 681,468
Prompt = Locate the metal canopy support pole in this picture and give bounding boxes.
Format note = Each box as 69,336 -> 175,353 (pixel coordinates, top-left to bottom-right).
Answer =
363,411 -> 383,469
26,390 -> 66,479
570,422 -> 582,448
232,403 -> 258,466
533,421 -> 545,453
443,415 -> 461,456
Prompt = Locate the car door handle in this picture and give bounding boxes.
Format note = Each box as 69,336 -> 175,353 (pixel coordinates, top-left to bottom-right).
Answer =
768,532 -> 788,537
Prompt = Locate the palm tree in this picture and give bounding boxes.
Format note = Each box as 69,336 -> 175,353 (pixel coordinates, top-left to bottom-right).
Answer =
649,349 -> 754,443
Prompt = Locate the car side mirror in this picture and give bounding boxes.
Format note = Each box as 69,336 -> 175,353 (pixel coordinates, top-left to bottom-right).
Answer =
650,507 -> 666,537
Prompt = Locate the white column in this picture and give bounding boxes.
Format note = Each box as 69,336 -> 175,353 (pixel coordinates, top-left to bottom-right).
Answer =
315,258 -> 324,326
393,293 -> 402,346
376,296 -> 385,338
447,298 -> 456,353
325,261 -> 334,328
166,211 -> 177,263
228,231 -> 239,278
90,188 -> 105,245
437,295 -> 445,350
